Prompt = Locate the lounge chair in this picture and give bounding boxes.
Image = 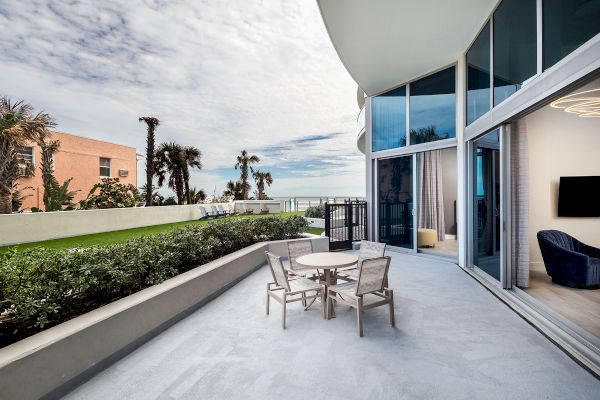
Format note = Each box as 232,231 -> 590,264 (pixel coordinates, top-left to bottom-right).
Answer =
265,251 -> 325,328
243,205 -> 254,214
211,205 -> 224,218
327,256 -> 394,336
217,204 -> 229,216
198,206 -> 209,220
260,204 -> 269,214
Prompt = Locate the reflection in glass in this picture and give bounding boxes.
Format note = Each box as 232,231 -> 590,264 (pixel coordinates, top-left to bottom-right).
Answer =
409,67 -> 456,145
378,156 -> 413,249
543,0 -> 600,70
372,86 -> 406,152
472,130 -> 501,280
467,22 -> 490,125
493,0 -> 536,106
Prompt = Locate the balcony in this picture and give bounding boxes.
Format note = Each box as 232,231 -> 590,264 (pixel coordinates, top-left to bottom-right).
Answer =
356,104 -> 366,154
60,251 -> 599,399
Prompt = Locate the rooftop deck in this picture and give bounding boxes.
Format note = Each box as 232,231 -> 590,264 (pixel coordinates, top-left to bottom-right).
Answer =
64,252 -> 599,399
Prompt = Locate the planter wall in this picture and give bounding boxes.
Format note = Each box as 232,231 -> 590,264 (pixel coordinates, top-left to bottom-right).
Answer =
0,236 -> 328,400
0,203 -> 233,247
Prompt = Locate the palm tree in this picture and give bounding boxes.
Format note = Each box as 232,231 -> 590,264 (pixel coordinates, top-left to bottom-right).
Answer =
181,146 -> 202,204
0,97 -> 55,214
188,187 -> 206,204
37,136 -> 61,211
234,150 -> 260,200
253,170 -> 273,200
223,180 -> 244,200
154,142 -> 187,204
139,116 -> 160,207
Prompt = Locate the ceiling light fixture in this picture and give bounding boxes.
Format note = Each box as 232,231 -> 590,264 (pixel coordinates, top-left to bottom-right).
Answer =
550,88 -> 600,117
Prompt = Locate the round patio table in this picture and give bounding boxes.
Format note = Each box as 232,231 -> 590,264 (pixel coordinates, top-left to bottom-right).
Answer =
296,252 -> 358,319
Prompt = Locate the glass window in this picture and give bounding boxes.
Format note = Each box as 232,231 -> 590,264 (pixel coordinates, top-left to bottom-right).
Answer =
543,0 -> 600,70
378,155 -> 413,249
100,157 -> 111,177
466,22 -> 491,125
16,146 -> 34,164
372,86 -> 406,152
409,67 -> 456,145
472,130 -> 501,281
493,0 -> 537,106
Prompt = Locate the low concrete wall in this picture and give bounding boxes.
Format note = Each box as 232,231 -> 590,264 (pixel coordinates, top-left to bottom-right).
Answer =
0,236 -> 327,400
0,203 -> 233,247
306,217 -> 325,228
233,200 -> 281,214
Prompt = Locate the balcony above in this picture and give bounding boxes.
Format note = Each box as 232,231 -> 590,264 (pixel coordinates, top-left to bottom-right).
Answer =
317,0 -> 497,95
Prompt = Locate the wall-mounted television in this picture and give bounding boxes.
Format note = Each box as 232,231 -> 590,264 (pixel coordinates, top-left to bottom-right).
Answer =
558,176 -> 600,217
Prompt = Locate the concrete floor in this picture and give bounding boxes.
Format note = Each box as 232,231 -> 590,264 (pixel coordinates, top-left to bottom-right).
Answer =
64,252 -> 599,400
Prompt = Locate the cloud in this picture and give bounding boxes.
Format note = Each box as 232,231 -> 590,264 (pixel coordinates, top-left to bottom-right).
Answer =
0,0 -> 363,197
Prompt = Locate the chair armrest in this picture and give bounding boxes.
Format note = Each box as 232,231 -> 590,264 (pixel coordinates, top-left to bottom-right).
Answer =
578,242 -> 600,259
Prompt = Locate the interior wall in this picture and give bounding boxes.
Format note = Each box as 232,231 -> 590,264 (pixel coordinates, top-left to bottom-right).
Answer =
526,104 -> 600,266
441,147 -> 458,236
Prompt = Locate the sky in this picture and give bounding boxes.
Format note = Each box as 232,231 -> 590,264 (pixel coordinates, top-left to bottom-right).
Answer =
0,0 -> 364,198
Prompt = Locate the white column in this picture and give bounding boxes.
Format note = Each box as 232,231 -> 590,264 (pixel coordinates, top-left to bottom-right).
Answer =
456,56 -> 467,268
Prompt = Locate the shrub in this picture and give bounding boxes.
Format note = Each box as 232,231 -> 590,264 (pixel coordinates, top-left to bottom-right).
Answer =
79,178 -> 140,209
304,204 -> 325,219
0,215 -> 307,347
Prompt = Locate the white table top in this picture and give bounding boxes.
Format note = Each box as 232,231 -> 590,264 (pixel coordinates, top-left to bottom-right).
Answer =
296,252 -> 358,269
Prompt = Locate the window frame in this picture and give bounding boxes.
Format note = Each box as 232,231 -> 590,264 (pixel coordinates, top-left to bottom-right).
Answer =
99,157 -> 112,178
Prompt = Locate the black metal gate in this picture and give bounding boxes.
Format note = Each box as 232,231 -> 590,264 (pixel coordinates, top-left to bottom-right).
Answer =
325,201 -> 367,250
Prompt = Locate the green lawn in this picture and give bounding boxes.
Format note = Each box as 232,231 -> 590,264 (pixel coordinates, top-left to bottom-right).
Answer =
1,212 -> 324,253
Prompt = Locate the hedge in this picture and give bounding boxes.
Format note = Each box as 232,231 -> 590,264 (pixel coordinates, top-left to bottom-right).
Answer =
304,204 -> 325,219
0,215 -> 307,347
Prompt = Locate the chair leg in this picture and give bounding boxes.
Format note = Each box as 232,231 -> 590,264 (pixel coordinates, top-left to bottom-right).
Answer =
282,296 -> 287,329
388,289 -> 395,327
357,297 -> 364,337
302,293 -> 307,308
266,292 -> 270,315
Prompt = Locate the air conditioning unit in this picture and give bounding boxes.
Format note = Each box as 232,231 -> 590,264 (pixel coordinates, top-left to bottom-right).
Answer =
118,169 -> 129,177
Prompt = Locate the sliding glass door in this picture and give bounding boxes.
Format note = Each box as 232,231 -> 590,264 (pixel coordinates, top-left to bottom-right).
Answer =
472,130 -> 501,280
377,155 -> 415,250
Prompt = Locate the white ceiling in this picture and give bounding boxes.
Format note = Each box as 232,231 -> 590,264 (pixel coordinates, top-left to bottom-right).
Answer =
317,0 -> 498,96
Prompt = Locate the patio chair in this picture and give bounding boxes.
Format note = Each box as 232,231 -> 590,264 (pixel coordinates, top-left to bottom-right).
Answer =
265,251 -> 325,328
260,204 -> 270,214
211,205 -> 224,218
244,204 -> 254,214
337,240 -> 386,282
198,206 -> 209,220
217,204 -> 230,216
327,256 -> 394,337
201,206 -> 216,219
286,240 -> 321,281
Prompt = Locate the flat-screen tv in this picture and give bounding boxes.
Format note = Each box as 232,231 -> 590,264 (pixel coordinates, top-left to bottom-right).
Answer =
558,176 -> 600,217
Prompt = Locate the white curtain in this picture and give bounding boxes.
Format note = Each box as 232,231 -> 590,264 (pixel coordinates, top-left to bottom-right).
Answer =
418,150 -> 445,241
511,119 -> 529,288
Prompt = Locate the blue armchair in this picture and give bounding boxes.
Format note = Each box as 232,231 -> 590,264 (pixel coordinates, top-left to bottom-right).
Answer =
537,230 -> 600,288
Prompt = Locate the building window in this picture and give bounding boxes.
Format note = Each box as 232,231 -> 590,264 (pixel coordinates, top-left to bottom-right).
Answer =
493,0 -> 537,106
409,66 -> 456,145
467,22 -> 491,125
16,146 -> 34,165
372,86 -> 407,152
543,0 -> 600,70
99,157 -> 111,177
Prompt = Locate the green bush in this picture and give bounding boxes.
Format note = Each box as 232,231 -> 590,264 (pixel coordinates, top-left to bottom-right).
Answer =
304,204 -> 325,219
0,215 -> 307,347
